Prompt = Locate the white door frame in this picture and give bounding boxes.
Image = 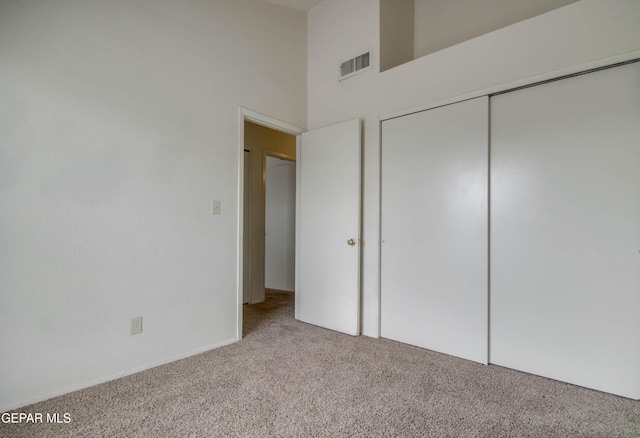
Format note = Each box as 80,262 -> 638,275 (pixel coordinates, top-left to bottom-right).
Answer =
236,107 -> 303,340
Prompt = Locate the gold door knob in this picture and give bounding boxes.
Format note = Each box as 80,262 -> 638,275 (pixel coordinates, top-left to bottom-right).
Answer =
347,239 -> 356,246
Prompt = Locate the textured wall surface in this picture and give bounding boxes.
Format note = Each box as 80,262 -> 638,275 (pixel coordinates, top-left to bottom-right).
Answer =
0,0 -> 306,411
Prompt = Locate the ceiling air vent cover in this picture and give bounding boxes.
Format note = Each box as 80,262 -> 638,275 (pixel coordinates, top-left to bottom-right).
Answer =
340,51 -> 371,80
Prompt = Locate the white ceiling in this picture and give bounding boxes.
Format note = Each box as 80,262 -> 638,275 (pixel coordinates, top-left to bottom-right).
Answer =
262,0 -> 325,12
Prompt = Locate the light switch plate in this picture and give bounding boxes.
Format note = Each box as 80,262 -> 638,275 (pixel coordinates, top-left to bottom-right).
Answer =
211,200 -> 221,215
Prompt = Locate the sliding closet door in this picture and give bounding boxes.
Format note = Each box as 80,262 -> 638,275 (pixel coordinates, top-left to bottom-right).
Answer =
381,97 -> 488,364
490,62 -> 640,399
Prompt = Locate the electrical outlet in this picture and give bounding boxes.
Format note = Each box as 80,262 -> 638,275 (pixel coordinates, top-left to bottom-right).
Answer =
131,316 -> 142,335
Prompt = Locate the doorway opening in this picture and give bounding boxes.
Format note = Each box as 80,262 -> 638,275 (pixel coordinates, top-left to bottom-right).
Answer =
264,153 -> 296,294
237,108 -> 303,339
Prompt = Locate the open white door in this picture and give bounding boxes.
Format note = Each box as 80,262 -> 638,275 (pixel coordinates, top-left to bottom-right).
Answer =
296,119 -> 361,336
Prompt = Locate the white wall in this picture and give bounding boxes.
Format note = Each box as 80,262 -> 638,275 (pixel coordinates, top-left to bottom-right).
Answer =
307,0 -> 640,337
413,0 -> 580,58
0,0 -> 306,411
265,157 -> 296,291
379,0 -> 413,71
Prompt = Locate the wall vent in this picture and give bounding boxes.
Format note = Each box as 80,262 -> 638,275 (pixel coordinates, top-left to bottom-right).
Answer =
339,51 -> 371,80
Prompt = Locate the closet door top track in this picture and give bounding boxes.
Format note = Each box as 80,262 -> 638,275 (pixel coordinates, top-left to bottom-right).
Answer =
491,58 -> 640,97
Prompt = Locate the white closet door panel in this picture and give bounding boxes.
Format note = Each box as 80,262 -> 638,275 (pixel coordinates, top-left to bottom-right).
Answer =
490,62 -> 640,399
381,97 -> 488,364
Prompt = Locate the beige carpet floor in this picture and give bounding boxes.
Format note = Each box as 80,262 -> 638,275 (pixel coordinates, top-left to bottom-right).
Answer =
2,290 -> 640,437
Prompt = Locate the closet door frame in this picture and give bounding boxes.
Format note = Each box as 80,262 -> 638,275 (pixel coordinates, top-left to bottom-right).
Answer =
379,57 -> 640,399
